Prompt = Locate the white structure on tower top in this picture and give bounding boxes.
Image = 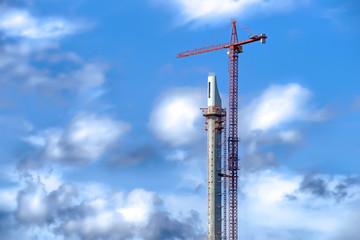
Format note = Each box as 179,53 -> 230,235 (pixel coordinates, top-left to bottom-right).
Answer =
208,73 -> 222,108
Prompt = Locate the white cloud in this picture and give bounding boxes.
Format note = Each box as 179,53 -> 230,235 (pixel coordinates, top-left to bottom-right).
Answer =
237,83 -> 329,171
0,41 -> 108,97
2,159 -> 360,239
25,113 -> 131,164
24,134 -> 47,147
239,83 -> 326,140
246,129 -> 302,145
150,83 -> 328,173
39,172 -> 62,193
159,166 -> 360,239
165,149 -> 189,162
0,187 -> 17,211
116,189 -> 157,224
0,168 -> 203,239
0,9 -> 85,39
59,186 -> 202,240
149,87 -> 206,146
241,137 -> 277,171
238,170 -> 360,239
72,63 -> 108,93
162,193 -> 206,223
60,188 -> 159,238
158,0 -> 308,25
16,182 -> 49,224
240,83 -> 312,134
60,113 -> 129,158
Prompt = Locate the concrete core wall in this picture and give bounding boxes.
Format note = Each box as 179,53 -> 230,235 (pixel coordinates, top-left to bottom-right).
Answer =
207,114 -> 222,240
206,73 -> 222,240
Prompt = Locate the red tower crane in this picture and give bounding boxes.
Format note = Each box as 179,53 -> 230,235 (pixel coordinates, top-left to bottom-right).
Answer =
176,20 -> 267,240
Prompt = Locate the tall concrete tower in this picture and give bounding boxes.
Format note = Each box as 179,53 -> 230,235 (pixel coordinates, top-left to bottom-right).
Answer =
203,73 -> 223,240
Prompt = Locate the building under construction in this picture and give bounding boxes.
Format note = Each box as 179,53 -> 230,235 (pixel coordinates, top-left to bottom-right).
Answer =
202,73 -> 225,240
176,20 -> 267,240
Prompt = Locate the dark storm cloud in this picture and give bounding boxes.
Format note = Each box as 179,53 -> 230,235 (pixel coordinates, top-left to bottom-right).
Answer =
300,174 -> 329,197
299,174 -> 359,202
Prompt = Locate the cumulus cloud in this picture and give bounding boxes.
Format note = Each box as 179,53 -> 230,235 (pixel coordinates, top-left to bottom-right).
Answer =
0,187 -> 17,211
60,188 -> 203,240
0,170 -> 204,240
60,188 -> 158,239
3,167 -> 360,240
150,84 -> 327,172
238,170 -> 360,239
239,83 -> 312,134
334,209 -> 360,240
241,138 -> 277,171
4,143 -> 360,240
149,87 -> 206,146
0,7 -> 103,98
238,83 -> 329,172
0,41 -> 108,95
0,8 -> 86,39
239,83 -> 332,138
156,0 -> 309,25
25,113 -> 131,165
16,182 -> 49,224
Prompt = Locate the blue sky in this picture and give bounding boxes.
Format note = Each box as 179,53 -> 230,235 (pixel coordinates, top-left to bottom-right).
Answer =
0,0 -> 359,239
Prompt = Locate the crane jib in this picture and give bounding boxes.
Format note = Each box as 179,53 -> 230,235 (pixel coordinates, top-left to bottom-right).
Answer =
175,35 -> 267,58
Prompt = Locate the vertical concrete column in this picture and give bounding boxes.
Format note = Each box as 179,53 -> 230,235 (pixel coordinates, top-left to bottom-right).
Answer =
206,73 -> 222,240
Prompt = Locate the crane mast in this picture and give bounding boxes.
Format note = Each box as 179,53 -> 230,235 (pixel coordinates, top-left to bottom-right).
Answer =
176,20 -> 267,240
228,22 -> 240,240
